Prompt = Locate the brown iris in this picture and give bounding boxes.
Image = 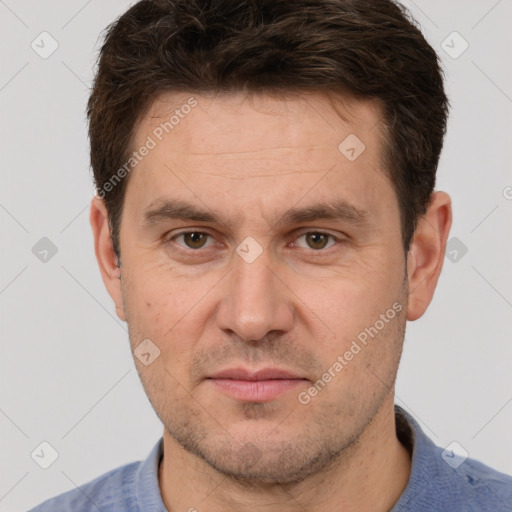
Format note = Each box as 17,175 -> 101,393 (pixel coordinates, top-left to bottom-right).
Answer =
305,233 -> 330,250
183,232 -> 208,249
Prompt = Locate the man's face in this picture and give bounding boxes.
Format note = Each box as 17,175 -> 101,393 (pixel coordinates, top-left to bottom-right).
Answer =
116,92 -> 408,483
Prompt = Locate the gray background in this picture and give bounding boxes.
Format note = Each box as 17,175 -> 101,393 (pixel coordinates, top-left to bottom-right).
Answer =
0,1 -> 511,510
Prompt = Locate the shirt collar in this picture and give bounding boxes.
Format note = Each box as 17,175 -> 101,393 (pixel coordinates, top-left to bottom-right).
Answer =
391,405 -> 442,511
135,436 -> 167,511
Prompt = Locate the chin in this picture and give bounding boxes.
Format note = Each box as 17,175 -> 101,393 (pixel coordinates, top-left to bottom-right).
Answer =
171,422 -> 354,486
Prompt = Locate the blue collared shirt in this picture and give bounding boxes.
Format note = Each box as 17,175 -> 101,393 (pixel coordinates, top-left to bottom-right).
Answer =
29,406 -> 512,511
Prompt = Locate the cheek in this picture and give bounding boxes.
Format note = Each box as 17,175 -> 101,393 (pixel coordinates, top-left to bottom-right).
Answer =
125,262 -> 191,319
294,256 -> 404,362
123,268 -> 218,364
121,267 -> 180,346
295,258 -> 395,328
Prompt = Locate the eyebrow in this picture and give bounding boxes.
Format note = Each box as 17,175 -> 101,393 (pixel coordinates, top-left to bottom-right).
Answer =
142,198 -> 371,229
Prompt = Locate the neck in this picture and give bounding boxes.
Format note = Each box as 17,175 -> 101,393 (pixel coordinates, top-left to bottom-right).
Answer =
158,399 -> 411,512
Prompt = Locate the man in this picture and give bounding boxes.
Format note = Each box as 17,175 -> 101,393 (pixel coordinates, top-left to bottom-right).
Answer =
30,0 -> 512,510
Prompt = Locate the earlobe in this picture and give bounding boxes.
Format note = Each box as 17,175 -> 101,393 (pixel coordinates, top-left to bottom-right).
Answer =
89,197 -> 127,322
406,191 -> 452,321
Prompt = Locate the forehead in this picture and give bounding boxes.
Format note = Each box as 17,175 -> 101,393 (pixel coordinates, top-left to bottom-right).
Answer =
126,90 -> 396,227
138,90 -> 385,156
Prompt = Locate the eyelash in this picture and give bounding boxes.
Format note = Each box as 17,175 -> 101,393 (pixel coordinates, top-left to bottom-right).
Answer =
164,230 -> 343,254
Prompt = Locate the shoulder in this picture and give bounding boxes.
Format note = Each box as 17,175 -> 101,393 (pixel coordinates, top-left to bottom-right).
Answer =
28,460 -> 141,512
395,447 -> 512,511
394,407 -> 512,511
434,446 -> 512,511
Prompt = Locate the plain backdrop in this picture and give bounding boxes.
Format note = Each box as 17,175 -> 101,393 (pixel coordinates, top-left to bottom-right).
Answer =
0,1 -> 511,510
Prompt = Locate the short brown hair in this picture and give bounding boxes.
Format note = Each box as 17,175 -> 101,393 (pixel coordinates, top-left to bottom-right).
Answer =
87,0 -> 449,260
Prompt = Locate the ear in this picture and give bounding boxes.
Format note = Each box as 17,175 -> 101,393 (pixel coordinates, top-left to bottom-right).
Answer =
406,191 -> 452,321
89,196 -> 126,322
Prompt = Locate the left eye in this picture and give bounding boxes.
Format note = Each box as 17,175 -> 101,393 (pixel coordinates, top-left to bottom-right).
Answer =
292,232 -> 338,251
172,232 -> 213,250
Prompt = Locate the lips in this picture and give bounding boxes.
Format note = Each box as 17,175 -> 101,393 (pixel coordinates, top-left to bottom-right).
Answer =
208,367 -> 305,381
206,367 -> 308,402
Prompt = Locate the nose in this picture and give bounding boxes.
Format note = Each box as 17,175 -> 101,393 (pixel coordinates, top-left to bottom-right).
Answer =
215,245 -> 295,343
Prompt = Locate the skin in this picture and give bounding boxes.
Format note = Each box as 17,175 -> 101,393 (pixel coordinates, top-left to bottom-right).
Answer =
90,91 -> 452,511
